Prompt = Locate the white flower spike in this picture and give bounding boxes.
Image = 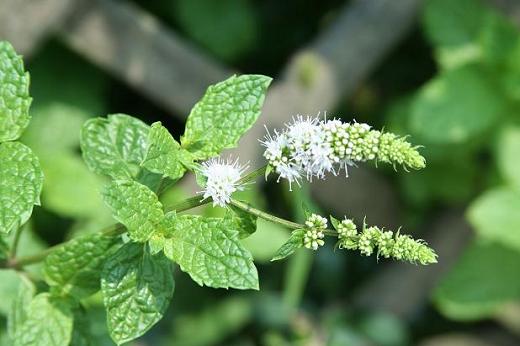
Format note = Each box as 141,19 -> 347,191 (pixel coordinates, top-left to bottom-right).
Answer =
199,157 -> 248,207
262,114 -> 426,187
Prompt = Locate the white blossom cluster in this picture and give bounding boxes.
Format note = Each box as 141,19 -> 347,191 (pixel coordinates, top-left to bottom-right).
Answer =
303,213 -> 327,250
199,157 -> 247,207
261,115 -> 425,188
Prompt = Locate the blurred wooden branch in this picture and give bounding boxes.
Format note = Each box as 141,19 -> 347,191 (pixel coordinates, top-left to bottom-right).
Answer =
237,0 -> 422,165
0,0 -> 421,219
59,0 -> 232,116
489,0 -> 520,27
0,0 -> 76,55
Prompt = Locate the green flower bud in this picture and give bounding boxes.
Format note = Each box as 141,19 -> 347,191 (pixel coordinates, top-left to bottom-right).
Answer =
331,217 -> 437,265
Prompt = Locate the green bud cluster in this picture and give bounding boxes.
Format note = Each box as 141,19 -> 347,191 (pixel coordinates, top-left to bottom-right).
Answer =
322,120 -> 426,170
303,213 -> 327,250
332,217 -> 437,265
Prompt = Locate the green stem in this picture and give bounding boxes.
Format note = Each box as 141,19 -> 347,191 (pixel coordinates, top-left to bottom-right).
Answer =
239,165 -> 267,184
10,196 -> 213,269
11,223 -> 125,269
10,225 -> 23,259
230,199 -> 304,229
7,164 -> 333,270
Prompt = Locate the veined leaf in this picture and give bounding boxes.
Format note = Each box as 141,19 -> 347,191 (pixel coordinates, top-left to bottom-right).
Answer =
227,204 -> 257,239
161,213 -> 259,290
271,229 -> 305,261
0,41 -> 31,142
8,274 -> 35,340
0,142 -> 43,234
102,180 -> 164,242
13,293 -> 74,346
181,74 -> 271,159
44,232 -> 120,300
101,243 -> 174,345
80,114 -> 149,179
142,122 -> 192,181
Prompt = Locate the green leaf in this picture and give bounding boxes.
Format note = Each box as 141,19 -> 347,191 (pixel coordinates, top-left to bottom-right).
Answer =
0,235 -> 8,261
70,308 -> 93,346
496,126 -> 520,189
101,243 -> 174,345
467,188 -> 520,251
169,296 -> 253,346
44,233 -> 120,300
181,74 -> 271,159
0,142 -> 43,234
13,293 -> 74,346
102,180 -> 164,242
8,275 -> 35,340
241,219 -> 289,263
410,65 -> 504,144
271,229 -> 305,261
0,41 -> 31,142
434,240 -> 520,320
40,153 -> 107,218
173,0 -> 258,62
80,114 -> 149,179
503,43 -> 520,101
142,122 -> 192,181
479,11 -> 520,67
0,270 -> 25,315
161,214 -> 259,290
423,0 -> 486,49
228,204 -> 257,239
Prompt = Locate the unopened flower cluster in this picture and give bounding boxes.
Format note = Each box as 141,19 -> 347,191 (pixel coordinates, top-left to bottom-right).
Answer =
333,217 -> 437,265
262,115 -> 425,188
303,213 -> 327,250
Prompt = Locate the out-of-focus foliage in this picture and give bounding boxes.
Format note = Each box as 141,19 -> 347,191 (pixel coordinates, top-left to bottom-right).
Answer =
392,0 -> 520,324
0,0 -> 519,344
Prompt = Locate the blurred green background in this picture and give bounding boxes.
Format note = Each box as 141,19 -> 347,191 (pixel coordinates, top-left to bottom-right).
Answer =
2,0 -> 520,345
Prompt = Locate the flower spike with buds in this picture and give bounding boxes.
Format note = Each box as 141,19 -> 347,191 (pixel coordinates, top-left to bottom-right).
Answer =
262,115 -> 426,185
198,157 -> 248,207
331,217 -> 437,265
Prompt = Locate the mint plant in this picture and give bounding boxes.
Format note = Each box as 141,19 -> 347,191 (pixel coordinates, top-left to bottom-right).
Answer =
0,40 -> 436,345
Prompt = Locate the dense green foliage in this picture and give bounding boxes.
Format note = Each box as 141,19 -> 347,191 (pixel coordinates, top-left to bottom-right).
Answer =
0,0 -> 519,344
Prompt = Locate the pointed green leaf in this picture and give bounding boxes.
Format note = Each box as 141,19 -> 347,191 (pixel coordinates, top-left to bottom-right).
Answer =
0,41 -> 31,142
271,229 -> 305,261
0,142 -> 43,234
0,235 -> 8,261
44,233 -> 120,300
181,74 -> 272,159
434,241 -> 520,320
410,65 -> 504,144
467,188 -> 520,251
70,308 -> 93,346
228,204 -> 257,239
102,180 -> 164,242
170,296 -> 253,346
242,219 -> 290,263
101,243 -> 174,345
40,153 -> 106,218
162,214 -> 259,290
496,126 -> 520,189
80,114 -> 149,179
13,293 -> 74,346
8,275 -> 35,340
142,122 -> 192,181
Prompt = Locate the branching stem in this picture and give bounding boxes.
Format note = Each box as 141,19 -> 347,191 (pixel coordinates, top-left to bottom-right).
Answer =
3,164 -> 336,270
